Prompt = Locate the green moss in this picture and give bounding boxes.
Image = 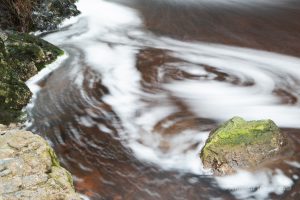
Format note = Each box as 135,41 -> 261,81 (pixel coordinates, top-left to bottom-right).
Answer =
49,166 -> 76,191
48,148 -> 61,167
47,147 -> 75,189
204,117 -> 279,148
65,169 -> 75,188
0,30 -> 63,124
6,31 -> 64,72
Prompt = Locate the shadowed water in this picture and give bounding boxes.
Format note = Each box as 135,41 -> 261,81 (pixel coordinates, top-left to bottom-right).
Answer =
26,0 -> 300,199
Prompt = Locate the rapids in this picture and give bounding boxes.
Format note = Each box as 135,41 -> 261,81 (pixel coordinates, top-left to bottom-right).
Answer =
26,0 -> 300,199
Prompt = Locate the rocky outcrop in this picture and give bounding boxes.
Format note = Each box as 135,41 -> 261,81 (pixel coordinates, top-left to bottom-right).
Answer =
200,117 -> 289,175
0,30 -> 63,124
0,124 -> 81,200
0,1 -> 78,124
0,0 -> 80,32
32,0 -> 80,31
0,2 -> 80,199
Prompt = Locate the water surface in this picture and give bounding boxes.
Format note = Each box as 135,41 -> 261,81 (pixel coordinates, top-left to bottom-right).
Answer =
27,0 -> 300,199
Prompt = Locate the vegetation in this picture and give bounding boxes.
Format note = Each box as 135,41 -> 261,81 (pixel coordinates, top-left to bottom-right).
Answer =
0,31 -> 63,124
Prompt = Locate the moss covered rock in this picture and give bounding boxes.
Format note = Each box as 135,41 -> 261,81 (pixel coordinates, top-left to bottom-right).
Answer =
0,125 -> 81,200
200,117 -> 288,175
0,30 -> 63,124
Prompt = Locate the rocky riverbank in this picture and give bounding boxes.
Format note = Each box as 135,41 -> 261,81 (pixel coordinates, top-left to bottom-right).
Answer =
0,124 -> 81,200
0,0 -> 80,124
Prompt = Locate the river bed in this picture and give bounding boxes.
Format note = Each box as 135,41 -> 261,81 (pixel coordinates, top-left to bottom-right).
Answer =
26,0 -> 300,199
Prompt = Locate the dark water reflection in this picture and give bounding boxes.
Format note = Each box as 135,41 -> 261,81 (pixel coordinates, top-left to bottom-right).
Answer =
27,0 -> 300,199
117,0 -> 300,56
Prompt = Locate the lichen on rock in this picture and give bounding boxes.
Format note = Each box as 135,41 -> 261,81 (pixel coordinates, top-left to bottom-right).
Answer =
0,125 -> 80,200
200,117 -> 289,175
0,30 -> 63,124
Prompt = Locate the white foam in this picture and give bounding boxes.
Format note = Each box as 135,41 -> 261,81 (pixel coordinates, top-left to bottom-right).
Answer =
216,169 -> 293,199
79,194 -> 90,200
77,116 -> 94,127
286,161 -> 300,168
153,38 -> 300,127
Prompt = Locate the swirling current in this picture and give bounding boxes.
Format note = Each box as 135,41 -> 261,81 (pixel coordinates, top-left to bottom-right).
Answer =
26,0 -> 300,199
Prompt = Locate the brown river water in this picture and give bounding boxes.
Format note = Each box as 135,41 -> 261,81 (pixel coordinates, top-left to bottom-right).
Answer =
26,0 -> 300,199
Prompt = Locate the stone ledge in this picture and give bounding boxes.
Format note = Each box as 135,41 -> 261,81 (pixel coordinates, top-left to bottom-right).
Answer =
0,124 -> 81,200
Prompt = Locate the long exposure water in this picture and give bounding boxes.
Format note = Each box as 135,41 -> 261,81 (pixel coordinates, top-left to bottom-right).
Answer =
26,0 -> 300,199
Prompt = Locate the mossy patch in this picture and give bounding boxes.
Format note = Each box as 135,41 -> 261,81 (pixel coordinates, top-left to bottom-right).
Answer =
0,30 -> 63,124
5,31 -> 64,74
203,117 -> 279,148
48,148 -> 61,168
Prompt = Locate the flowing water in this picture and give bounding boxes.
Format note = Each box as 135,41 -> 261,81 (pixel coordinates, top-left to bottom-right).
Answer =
26,0 -> 300,199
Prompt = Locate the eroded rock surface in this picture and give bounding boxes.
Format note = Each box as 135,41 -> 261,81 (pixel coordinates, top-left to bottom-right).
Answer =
200,117 -> 289,175
0,125 -> 80,200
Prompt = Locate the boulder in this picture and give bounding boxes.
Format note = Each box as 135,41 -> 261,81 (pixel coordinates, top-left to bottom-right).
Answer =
200,117 -> 288,175
0,125 -> 81,200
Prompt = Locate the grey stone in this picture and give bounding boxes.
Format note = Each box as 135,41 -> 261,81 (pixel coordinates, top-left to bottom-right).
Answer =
0,125 -> 81,200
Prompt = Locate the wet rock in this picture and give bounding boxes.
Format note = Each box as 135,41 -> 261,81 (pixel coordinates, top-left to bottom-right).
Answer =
0,126 -> 80,200
0,30 -> 63,124
32,0 -> 80,32
0,0 -> 80,32
200,117 -> 288,175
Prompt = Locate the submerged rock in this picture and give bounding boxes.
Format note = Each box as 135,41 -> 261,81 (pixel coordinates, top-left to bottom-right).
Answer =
200,117 -> 288,175
0,30 -> 63,124
0,125 -> 80,200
